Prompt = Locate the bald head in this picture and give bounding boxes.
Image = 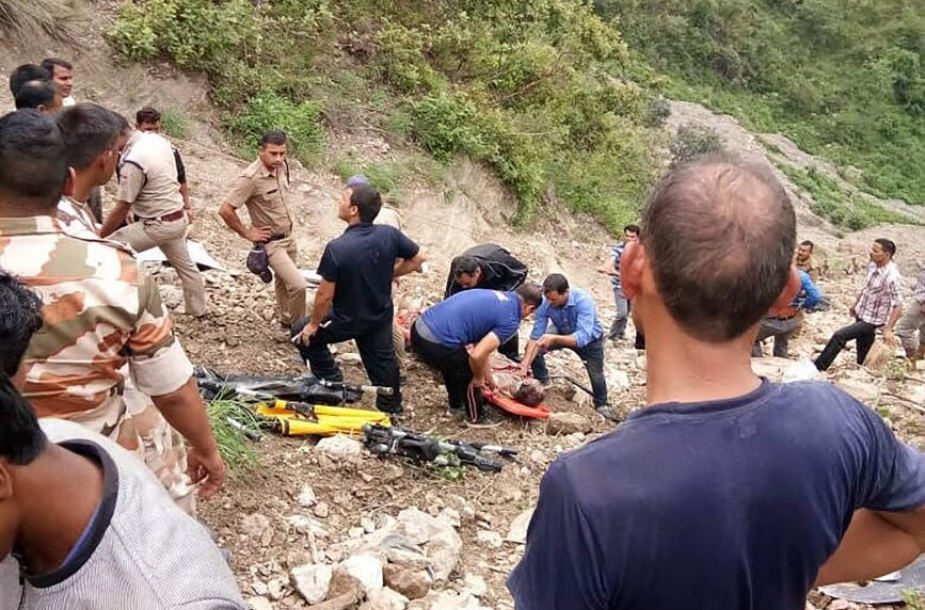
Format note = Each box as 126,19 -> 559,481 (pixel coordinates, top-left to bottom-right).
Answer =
641,155 -> 796,342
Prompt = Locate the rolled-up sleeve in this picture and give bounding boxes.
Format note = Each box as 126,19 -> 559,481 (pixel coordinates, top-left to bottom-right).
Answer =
530,300 -> 550,341
572,295 -> 597,348
127,274 -> 193,396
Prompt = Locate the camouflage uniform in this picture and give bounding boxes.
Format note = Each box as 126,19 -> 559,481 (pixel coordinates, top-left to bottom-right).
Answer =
0,214 -> 197,512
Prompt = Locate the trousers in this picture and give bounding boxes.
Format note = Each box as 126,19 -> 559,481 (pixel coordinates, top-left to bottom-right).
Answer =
531,336 -> 608,407
293,317 -> 402,412
815,319 -> 879,371
265,236 -> 308,326
110,215 -> 207,317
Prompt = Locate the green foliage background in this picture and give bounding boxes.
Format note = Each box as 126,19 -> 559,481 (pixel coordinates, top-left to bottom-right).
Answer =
596,0 -> 925,205
108,0 -> 923,232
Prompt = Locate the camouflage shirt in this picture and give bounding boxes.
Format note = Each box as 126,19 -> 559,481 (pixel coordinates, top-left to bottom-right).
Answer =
0,215 -> 193,434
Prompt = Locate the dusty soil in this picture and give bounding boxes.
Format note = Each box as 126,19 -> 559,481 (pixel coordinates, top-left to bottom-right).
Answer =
2,7 -> 924,609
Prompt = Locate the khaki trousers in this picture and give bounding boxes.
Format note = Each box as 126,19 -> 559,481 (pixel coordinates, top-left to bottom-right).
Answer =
111,215 -> 207,316
266,236 -> 308,326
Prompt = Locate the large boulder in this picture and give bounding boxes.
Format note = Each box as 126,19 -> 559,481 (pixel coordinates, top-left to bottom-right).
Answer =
546,412 -> 592,435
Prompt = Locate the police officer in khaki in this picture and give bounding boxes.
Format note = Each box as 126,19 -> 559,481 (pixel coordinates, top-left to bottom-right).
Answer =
99,127 -> 207,317
219,130 -> 308,327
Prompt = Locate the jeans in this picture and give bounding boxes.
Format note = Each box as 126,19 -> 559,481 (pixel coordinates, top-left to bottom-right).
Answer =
608,286 -> 630,340
752,316 -> 800,358
498,332 -> 520,362
410,322 -> 485,421
292,317 -> 402,412
531,336 -> 608,407
814,319 -> 879,371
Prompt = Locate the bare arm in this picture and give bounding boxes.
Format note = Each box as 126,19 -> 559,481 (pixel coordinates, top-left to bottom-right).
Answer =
179,182 -> 191,208
296,280 -> 335,344
816,507 -> 925,586
99,200 -> 132,238
469,332 -> 501,386
151,377 -> 225,498
521,338 -> 541,372
218,201 -> 270,242
882,304 -> 904,342
394,252 -> 427,278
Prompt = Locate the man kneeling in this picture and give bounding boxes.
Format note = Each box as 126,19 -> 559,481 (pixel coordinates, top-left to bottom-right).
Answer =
411,285 -> 542,422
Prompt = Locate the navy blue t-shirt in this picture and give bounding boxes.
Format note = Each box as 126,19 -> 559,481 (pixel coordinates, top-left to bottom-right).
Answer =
420,289 -> 522,347
508,380 -> 925,610
318,223 -> 419,330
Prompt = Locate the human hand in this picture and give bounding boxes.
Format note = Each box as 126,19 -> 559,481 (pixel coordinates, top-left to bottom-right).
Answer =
184,207 -> 194,222
248,226 -> 272,242
186,445 -> 226,499
296,322 -> 320,345
538,334 -> 556,349
883,329 -> 896,345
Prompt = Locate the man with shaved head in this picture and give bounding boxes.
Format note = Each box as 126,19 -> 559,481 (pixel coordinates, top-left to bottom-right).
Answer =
509,156 -> 925,610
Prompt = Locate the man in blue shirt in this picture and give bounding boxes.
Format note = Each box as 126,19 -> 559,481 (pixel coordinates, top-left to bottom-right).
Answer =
751,269 -> 822,358
508,156 -> 925,610
597,224 -> 639,344
520,274 -> 608,415
293,185 -> 425,414
411,285 -> 542,422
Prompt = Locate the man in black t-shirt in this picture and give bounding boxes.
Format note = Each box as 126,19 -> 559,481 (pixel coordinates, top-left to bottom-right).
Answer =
509,156 -> 925,610
293,185 -> 425,413
445,244 -> 528,360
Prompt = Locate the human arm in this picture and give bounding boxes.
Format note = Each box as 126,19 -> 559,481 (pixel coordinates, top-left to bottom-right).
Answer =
882,304 -> 903,344
520,301 -> 550,373
297,279 -> 335,344
507,461 -> 611,608
469,332 -> 501,387
815,507 -> 925,586
151,378 -> 225,498
798,272 -> 821,310
99,200 -> 132,238
569,293 -> 598,348
218,201 -> 271,242
394,251 -> 426,278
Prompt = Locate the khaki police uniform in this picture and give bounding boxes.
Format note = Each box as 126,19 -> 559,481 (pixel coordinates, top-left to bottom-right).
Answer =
224,158 -> 308,325
110,131 -> 206,317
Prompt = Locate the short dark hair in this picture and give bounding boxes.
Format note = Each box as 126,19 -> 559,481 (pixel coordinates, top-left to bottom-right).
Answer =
542,273 -> 569,294
453,256 -> 481,278
350,184 -> 383,223
642,155 -> 796,342
260,130 -> 287,147
9,64 -> 51,96
135,106 -> 161,125
875,238 -> 896,258
516,282 -> 543,308
0,110 -> 68,211
800,240 -> 814,250
14,80 -> 57,110
56,103 -> 123,171
0,272 -> 43,377
0,373 -> 47,465
41,57 -> 73,73
624,224 -> 641,235
0,272 -> 47,465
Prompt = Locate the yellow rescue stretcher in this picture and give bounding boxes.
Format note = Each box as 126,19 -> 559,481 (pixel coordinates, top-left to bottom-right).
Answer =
255,400 -> 391,437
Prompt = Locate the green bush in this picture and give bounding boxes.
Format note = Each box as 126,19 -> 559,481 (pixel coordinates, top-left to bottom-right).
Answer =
226,91 -> 325,164
159,108 -> 190,139
669,123 -> 724,167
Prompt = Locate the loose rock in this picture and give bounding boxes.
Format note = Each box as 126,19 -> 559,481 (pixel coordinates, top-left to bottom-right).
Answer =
316,435 -> 364,460
546,412 -> 592,435
290,563 -> 332,605
383,563 -> 433,600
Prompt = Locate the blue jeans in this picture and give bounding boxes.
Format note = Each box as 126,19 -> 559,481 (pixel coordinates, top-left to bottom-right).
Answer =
609,285 -> 630,339
531,336 -> 608,407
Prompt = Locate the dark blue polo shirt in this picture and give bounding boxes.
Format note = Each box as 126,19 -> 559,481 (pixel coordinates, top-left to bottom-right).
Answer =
508,380 -> 925,610
317,223 -> 419,331
420,289 -> 522,347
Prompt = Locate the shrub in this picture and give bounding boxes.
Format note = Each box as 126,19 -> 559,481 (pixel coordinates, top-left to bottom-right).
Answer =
226,91 -> 325,164
669,123 -> 725,168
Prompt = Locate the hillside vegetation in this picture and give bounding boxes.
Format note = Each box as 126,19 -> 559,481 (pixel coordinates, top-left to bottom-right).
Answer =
597,0 -> 925,205
106,0 -> 923,232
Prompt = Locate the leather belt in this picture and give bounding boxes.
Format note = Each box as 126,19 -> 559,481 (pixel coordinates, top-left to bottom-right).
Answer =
139,208 -> 185,223
266,233 -> 290,243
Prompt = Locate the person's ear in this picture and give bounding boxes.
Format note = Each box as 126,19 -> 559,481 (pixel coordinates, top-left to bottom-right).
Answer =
768,266 -> 801,316
621,240 -> 646,300
62,167 -> 76,198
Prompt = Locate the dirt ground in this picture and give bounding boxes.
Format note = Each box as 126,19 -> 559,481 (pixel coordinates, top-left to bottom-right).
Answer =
2,8 -> 925,608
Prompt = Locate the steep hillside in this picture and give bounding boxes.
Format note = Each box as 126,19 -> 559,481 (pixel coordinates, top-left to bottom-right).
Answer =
597,0 -> 925,205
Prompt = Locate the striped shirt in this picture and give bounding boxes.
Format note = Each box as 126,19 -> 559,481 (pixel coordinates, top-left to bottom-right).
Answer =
856,261 -> 903,326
